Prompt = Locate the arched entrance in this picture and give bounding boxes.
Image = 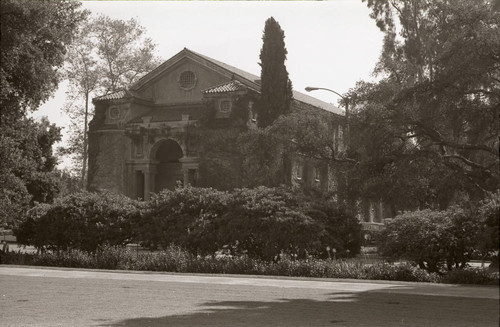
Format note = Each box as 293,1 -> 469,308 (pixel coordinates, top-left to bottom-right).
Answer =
153,139 -> 183,192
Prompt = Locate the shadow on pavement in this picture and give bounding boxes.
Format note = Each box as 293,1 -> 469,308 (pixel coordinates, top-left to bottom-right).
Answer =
100,289 -> 499,327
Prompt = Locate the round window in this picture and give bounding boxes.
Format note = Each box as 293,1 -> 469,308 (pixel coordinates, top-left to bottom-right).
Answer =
109,106 -> 120,119
179,71 -> 196,89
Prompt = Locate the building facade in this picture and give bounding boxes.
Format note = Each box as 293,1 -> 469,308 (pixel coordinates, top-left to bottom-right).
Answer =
88,48 -> 345,200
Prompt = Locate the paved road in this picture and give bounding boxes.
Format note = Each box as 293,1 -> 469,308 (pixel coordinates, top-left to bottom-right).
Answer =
0,266 -> 498,327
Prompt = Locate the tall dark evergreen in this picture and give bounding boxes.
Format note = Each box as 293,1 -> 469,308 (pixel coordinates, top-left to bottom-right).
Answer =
257,17 -> 293,128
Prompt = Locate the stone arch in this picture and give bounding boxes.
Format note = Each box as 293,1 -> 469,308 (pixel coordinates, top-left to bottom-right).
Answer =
151,139 -> 184,192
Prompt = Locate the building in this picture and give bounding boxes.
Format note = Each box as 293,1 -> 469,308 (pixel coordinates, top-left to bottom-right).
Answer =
88,48 -> 346,200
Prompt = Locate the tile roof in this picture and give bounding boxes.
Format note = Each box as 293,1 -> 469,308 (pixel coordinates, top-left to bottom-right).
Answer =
94,90 -> 127,101
202,80 -> 247,94
93,89 -> 152,103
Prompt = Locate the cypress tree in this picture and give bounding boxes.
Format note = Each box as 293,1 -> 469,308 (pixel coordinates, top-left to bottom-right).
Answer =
257,17 -> 293,128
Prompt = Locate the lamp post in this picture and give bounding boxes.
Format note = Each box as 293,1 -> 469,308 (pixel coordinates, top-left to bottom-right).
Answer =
305,86 -> 350,151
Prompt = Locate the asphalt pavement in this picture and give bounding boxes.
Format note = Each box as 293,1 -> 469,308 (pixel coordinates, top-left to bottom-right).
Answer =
1,265 -> 498,327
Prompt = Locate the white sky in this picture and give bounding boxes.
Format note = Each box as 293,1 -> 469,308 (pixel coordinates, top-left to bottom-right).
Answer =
36,0 -> 384,167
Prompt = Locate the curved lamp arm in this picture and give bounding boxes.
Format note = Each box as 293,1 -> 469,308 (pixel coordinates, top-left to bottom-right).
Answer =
305,86 -> 347,101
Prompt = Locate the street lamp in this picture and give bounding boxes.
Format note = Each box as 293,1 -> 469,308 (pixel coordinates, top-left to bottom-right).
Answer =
305,86 -> 350,151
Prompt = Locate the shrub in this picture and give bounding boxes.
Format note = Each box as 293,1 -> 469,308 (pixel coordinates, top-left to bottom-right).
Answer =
217,186 -> 323,261
139,186 -> 362,261
140,187 -> 230,254
378,207 -> 482,273
442,268 -> 499,285
15,191 -> 140,252
364,262 -> 440,283
475,192 -> 500,261
305,200 -> 361,258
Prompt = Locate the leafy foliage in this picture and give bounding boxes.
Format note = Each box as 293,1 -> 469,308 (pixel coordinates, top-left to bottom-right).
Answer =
256,17 -> 293,128
138,187 -> 230,254
305,200 -> 362,258
1,118 -> 62,227
138,186 -> 360,261
378,207 -> 484,273
475,191 -> 500,258
0,0 -> 86,119
350,0 -> 500,210
62,14 -> 160,184
14,246 -> 500,284
217,187 -> 322,260
16,191 -> 140,252
0,0 -> 85,227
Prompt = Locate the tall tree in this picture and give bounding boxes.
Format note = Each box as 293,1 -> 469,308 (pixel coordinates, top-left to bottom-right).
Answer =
63,19 -> 99,184
0,0 -> 85,227
63,15 -> 160,186
349,0 -> 500,210
256,17 -> 293,128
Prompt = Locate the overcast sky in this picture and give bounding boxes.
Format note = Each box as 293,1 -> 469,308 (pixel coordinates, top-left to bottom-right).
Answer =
36,0 -> 385,161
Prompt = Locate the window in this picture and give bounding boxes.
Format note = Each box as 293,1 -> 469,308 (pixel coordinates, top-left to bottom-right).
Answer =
251,111 -> 257,122
314,167 -> 321,182
109,106 -> 120,119
295,161 -> 303,180
248,101 -> 257,122
219,100 -> 232,113
179,70 -> 196,89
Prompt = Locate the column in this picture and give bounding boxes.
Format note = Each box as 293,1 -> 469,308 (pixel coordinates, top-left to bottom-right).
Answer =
183,169 -> 189,187
369,201 -> 375,223
144,170 -> 151,201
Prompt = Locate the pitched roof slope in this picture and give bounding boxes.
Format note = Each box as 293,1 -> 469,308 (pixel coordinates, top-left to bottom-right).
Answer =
190,49 -> 342,115
98,48 -> 343,115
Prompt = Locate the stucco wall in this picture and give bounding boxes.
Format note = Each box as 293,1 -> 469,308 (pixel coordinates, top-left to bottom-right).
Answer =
88,130 -> 128,194
138,58 -> 229,104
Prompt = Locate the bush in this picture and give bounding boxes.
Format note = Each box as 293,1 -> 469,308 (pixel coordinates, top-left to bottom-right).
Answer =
378,207 -> 483,273
475,192 -> 500,261
139,187 -> 230,254
15,191 -> 140,252
305,200 -> 361,258
138,186 -> 362,261
364,262 -> 440,283
217,186 -> 324,261
442,268 -> 499,285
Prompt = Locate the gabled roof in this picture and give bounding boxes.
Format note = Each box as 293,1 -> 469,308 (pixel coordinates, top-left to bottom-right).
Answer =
96,48 -> 343,115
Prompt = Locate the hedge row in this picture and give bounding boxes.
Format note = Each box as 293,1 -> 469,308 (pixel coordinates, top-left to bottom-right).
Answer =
15,186 -> 361,261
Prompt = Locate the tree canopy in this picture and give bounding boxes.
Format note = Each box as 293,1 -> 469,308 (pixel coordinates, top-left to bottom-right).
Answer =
62,14 -> 160,183
0,0 -> 85,123
0,0 -> 86,227
347,0 -> 500,211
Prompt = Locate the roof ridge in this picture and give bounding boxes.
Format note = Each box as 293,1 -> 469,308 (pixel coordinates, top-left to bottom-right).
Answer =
111,47 -> 342,114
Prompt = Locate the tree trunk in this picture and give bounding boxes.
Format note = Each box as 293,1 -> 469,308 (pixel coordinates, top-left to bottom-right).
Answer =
81,91 -> 89,188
